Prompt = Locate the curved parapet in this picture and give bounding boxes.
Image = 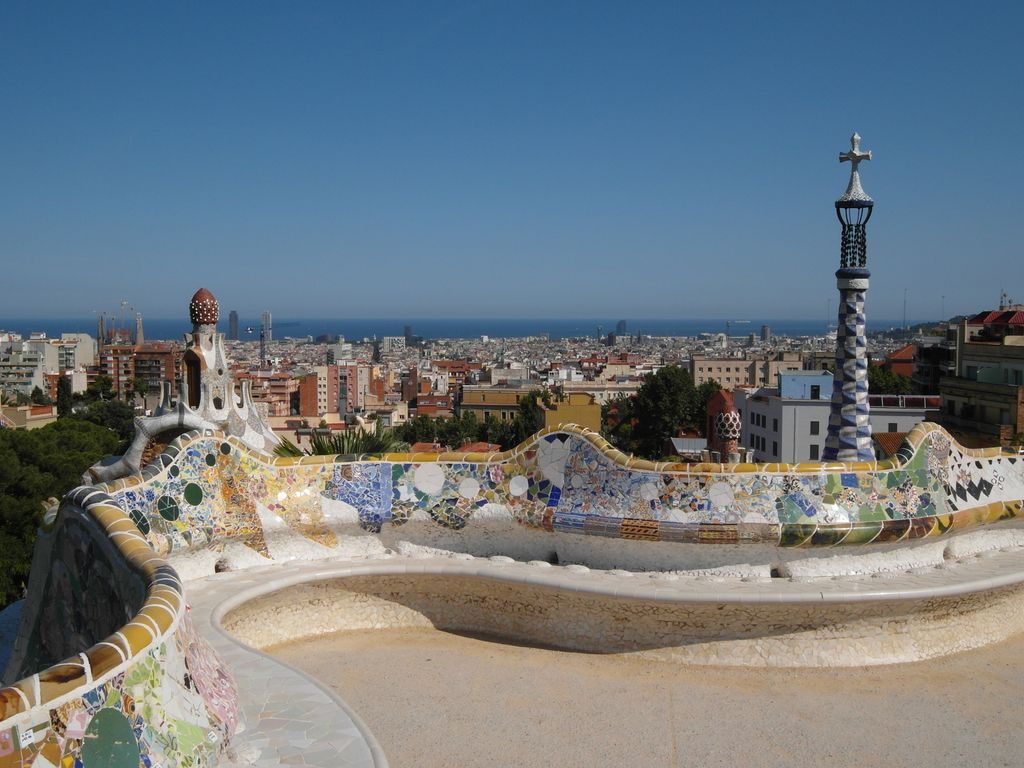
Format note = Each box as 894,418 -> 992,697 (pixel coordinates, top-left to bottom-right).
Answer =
2,420 -> 1022,766
0,488 -> 239,767
100,421 -> 1023,570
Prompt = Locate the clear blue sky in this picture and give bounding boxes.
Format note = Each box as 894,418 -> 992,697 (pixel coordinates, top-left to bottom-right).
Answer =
1,1 -> 1020,321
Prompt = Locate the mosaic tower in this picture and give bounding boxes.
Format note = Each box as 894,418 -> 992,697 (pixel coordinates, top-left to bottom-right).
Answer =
823,133 -> 875,461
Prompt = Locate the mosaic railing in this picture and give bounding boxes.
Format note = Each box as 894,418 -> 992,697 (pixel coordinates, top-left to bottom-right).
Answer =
102,421 -> 1023,556
0,488 -> 238,768
2,421 -> 1021,767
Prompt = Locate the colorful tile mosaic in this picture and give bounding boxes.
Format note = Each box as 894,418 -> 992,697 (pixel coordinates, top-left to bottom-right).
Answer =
0,490 -> 238,768
4,421 -> 1023,768
106,423 -> 1024,556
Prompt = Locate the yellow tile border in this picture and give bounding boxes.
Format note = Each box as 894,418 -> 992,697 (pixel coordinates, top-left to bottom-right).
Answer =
0,494 -> 184,723
126,420 -> 995,481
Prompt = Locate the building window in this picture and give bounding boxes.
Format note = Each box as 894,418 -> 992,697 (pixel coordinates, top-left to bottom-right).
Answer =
772,418 -> 778,432
810,385 -> 821,400
888,422 -> 898,432
810,444 -> 820,460
772,441 -> 778,456
809,421 -> 820,435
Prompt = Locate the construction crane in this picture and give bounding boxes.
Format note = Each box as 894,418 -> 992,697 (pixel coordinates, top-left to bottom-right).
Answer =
724,320 -> 750,350
245,320 -> 300,368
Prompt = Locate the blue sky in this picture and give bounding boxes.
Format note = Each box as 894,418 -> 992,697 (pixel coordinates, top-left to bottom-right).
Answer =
1,2 -> 1020,320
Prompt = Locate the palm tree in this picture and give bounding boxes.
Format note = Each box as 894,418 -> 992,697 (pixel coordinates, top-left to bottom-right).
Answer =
275,420 -> 409,457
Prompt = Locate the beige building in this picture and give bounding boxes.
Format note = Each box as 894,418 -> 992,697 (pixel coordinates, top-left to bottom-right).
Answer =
690,352 -> 802,389
0,404 -> 58,430
459,385 -> 535,423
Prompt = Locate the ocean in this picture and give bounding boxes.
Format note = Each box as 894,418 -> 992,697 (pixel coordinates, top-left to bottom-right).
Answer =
0,317 -> 919,342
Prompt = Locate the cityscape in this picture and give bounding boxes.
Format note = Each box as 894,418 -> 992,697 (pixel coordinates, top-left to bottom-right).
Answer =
1,3 -> 1022,768
1,294 -> 1019,458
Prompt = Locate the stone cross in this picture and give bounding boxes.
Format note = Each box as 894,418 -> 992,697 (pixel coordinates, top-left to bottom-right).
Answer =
837,132 -> 873,203
839,132 -> 872,171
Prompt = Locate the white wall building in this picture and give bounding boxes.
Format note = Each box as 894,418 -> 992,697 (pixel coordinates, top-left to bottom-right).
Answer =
734,372 -> 936,463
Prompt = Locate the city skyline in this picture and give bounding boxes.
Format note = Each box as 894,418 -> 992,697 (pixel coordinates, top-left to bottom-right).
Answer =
1,2 -> 1020,319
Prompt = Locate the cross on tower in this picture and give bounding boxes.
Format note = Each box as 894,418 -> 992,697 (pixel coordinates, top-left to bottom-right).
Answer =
837,132 -> 873,203
839,132 -> 871,169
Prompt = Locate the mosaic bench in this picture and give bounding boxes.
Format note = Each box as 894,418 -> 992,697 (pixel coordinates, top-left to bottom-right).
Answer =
1,421 -> 1022,768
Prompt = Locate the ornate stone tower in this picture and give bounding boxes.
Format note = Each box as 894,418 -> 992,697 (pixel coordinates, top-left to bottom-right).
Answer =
823,133 -> 875,462
87,288 -> 280,483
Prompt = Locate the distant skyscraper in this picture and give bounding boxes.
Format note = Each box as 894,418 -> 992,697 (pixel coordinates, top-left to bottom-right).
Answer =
404,324 -> 412,344
616,320 -> 627,335
761,324 -> 771,341
261,311 -> 272,344
135,313 -> 144,345
228,310 -> 239,341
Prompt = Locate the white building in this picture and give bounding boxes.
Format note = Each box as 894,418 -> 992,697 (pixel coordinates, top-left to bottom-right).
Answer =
734,371 -> 937,463
381,336 -> 406,353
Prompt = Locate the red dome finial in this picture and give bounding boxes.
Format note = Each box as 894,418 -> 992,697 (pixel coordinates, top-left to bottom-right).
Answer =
189,288 -> 219,325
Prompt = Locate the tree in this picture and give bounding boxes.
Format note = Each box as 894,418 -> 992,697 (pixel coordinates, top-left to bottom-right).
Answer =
694,380 -> 724,438
71,399 -> 136,446
30,386 -> 52,405
275,421 -> 408,457
56,377 -> 73,418
601,395 -> 635,451
516,388 -> 549,441
85,375 -> 113,402
868,366 -> 913,395
631,366 -> 698,458
395,415 -> 440,445
0,420 -> 122,607
128,377 -> 149,411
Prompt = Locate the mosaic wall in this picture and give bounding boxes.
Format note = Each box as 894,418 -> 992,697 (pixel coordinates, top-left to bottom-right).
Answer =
3,421 -> 1022,768
0,490 -> 238,768
107,422 -> 1024,555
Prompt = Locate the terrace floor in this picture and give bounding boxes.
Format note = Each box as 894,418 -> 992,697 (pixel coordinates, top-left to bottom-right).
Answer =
271,626 -> 1024,768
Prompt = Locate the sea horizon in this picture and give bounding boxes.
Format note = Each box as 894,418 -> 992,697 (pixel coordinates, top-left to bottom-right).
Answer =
0,316 -> 932,342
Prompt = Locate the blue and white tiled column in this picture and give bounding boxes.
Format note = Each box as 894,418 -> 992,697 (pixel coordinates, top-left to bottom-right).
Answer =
823,267 -> 874,461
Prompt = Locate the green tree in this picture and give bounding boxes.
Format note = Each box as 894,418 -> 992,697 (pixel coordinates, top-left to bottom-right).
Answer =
275,421 -> 408,457
0,420 -> 122,607
436,412 -> 480,450
56,377 -> 73,418
477,414 -> 518,450
30,386 -> 52,405
71,399 -> 136,445
128,377 -> 149,411
514,388 -> 550,442
601,394 -> 635,451
85,375 -> 113,402
868,366 -> 913,395
631,366 -> 698,458
395,415 -> 440,445
694,380 -> 724,438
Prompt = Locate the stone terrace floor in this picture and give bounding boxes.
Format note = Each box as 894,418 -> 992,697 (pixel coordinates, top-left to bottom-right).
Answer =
184,545 -> 1024,767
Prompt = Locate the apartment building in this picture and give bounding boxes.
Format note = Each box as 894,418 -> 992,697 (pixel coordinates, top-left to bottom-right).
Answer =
690,352 -> 802,389
735,372 -> 937,462
939,309 -> 1024,446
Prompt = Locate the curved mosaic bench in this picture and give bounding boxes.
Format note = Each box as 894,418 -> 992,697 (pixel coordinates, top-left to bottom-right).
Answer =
2,421 -> 1022,767
102,421 -> 1023,571
0,489 -> 238,768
